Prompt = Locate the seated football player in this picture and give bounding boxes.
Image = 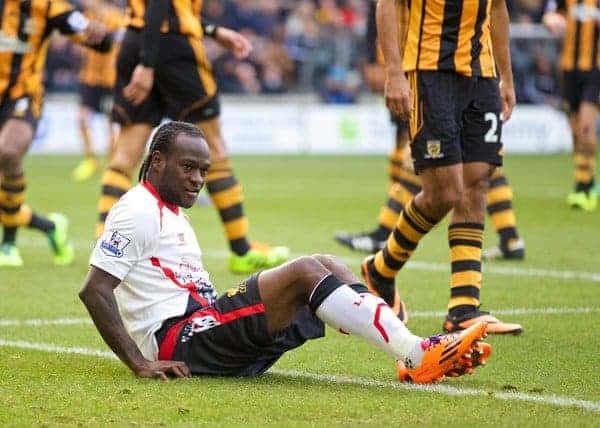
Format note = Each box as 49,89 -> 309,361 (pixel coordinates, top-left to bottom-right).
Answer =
79,121 -> 492,384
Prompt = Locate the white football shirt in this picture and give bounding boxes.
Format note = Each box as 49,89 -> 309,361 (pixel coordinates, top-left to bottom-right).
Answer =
90,182 -> 217,360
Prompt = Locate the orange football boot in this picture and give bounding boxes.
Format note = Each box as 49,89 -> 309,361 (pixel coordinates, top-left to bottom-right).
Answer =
443,309 -> 523,335
396,321 -> 490,384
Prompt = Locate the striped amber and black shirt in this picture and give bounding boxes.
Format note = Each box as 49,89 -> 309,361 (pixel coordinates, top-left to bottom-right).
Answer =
402,0 -> 497,77
78,4 -> 126,88
549,0 -> 600,71
0,0 -> 97,105
127,0 -> 203,38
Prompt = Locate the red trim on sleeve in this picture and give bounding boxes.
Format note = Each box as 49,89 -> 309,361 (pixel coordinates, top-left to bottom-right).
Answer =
158,303 -> 266,360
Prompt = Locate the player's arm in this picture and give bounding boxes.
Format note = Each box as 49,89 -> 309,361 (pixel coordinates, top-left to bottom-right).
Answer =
47,3 -> 112,52
201,18 -> 252,60
79,267 -> 190,380
123,0 -> 169,105
490,0 -> 516,122
542,0 -> 567,36
376,0 -> 411,119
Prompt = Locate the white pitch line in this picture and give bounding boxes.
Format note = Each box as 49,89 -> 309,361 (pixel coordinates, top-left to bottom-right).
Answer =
0,318 -> 92,327
15,237 -> 600,283
1,338 -> 599,414
1,307 -> 599,328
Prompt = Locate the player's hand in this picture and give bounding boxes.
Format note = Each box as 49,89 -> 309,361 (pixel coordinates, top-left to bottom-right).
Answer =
124,65 -> 154,106
82,20 -> 107,46
134,360 -> 191,380
214,27 -> 252,60
384,70 -> 412,120
499,79 -> 516,122
542,12 -> 567,37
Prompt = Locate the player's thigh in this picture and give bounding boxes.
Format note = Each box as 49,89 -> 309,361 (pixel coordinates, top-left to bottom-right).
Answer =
109,124 -> 153,172
111,30 -> 163,127
561,71 -> 584,114
461,77 -> 503,168
179,274 -> 324,376
196,117 -> 228,161
0,97 -> 37,169
156,34 -> 220,124
408,71 -> 462,174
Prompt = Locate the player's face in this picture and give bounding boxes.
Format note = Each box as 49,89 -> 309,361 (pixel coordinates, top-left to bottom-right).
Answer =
158,134 -> 211,209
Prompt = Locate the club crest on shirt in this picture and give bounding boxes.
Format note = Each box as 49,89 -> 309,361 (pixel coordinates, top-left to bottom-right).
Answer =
100,231 -> 130,258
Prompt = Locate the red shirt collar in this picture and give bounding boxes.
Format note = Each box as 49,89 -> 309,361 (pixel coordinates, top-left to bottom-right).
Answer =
142,180 -> 180,215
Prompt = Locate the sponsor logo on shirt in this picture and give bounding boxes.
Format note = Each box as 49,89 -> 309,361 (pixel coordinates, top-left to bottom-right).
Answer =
100,231 -> 131,257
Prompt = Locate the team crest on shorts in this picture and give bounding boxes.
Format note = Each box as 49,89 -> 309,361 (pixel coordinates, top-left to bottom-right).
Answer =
425,140 -> 444,159
100,231 -> 130,258
13,98 -> 29,117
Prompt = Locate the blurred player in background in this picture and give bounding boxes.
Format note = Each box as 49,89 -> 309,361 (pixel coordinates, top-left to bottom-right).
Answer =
335,0 -> 525,262
362,0 -> 523,335
0,0 -> 112,267
543,0 -> 599,212
95,0 -> 289,274
71,0 -> 126,182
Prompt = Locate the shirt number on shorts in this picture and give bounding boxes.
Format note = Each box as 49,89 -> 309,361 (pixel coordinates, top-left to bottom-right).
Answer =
484,112 -> 499,143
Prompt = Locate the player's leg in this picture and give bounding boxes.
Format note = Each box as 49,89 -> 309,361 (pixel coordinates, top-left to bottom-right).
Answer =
72,85 -> 101,182
335,121 -> 422,253
362,71 -> 462,320
568,99 -> 598,211
95,28 -> 161,238
196,116 -> 290,273
482,168 -> 525,260
95,124 -> 152,237
0,118 -> 73,266
443,77 -> 522,335
159,33 -> 288,274
257,255 -> 490,383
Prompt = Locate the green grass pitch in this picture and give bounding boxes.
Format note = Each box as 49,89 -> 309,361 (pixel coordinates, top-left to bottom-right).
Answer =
1,154 -> 599,426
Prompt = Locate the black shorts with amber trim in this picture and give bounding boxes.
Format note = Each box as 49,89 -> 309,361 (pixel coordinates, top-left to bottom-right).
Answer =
112,28 -> 220,126
0,93 -> 41,131
561,70 -> 600,113
155,273 -> 325,377
79,84 -> 112,113
407,70 -> 503,174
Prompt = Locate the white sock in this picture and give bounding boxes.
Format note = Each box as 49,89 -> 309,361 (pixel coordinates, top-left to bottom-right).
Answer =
314,284 -> 422,363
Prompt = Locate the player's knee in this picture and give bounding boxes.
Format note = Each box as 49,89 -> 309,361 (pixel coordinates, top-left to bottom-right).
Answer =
0,142 -> 24,171
422,185 -> 462,215
288,256 -> 329,298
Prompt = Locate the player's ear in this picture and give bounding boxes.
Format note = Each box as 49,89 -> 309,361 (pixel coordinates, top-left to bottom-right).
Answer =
150,150 -> 166,172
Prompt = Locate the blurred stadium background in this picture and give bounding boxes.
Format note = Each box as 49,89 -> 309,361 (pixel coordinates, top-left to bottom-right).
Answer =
36,0 -> 576,155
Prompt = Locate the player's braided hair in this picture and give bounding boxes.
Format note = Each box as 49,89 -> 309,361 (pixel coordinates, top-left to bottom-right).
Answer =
138,121 -> 205,181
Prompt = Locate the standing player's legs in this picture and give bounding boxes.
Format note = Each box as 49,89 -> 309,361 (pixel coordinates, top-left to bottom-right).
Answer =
334,120 -> 422,253
157,33 -> 288,274
482,168 -> 525,260
95,29 -> 162,238
361,71 -> 463,321
72,85 -> 102,182
0,115 -> 74,267
443,77 -> 522,335
95,124 -> 152,237
196,114 -> 290,274
567,101 -> 598,211
564,71 -> 598,211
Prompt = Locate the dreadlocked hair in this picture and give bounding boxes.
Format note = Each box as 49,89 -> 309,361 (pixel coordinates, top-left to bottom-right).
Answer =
138,121 -> 205,181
